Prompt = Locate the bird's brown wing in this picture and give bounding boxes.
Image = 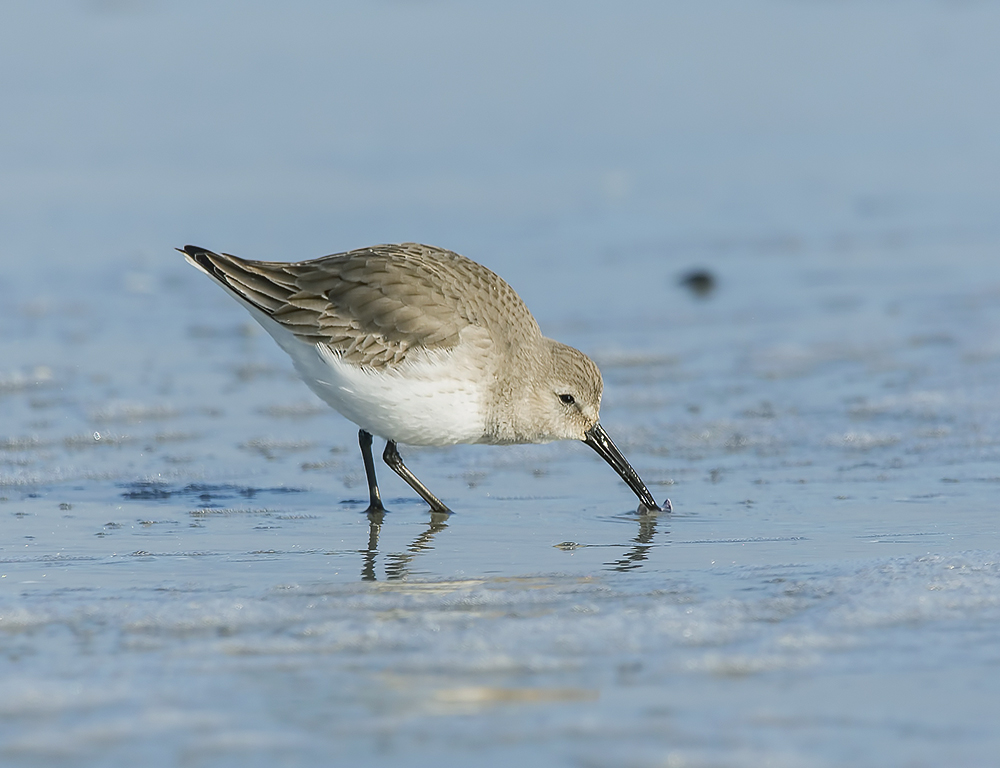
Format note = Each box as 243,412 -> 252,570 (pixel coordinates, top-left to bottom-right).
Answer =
181,243 -> 538,369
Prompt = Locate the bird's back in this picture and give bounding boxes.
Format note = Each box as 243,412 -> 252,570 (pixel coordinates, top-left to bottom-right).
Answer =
183,243 -> 541,369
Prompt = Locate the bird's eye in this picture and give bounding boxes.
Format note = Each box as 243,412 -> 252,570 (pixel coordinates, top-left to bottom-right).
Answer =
559,394 -> 575,405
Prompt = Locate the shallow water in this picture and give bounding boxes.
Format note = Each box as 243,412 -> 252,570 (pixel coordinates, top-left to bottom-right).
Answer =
3,2 -> 1000,766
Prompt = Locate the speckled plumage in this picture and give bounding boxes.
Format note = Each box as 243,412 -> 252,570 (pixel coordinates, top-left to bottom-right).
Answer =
187,243 -> 539,369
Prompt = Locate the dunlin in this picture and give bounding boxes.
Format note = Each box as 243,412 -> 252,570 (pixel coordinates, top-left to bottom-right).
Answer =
181,243 -> 667,514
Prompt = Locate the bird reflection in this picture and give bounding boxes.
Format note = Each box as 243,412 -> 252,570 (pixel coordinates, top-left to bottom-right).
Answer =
360,509 -> 450,581
359,505 -> 665,580
604,511 -> 665,572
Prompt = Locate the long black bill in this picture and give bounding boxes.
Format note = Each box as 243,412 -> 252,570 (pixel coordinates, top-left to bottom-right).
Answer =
583,422 -> 662,512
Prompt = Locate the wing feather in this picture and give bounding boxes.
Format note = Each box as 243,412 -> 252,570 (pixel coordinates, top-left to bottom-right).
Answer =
180,242 -> 540,369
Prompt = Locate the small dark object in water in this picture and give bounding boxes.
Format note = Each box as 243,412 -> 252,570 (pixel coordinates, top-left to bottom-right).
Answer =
679,269 -> 717,298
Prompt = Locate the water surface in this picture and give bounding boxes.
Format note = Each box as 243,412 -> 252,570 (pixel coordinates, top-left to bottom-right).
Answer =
3,2 -> 1000,766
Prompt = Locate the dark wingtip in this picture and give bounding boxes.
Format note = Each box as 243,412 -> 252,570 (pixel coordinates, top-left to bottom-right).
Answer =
180,244 -> 211,262
179,244 -> 222,276
178,245 -> 274,317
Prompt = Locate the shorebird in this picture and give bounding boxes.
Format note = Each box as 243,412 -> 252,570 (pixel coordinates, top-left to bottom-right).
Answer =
181,243 -> 666,514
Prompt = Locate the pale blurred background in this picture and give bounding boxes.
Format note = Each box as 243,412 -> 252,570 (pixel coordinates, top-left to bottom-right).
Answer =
5,1 -> 998,275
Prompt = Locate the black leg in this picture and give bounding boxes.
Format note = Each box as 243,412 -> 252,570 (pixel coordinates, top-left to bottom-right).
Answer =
358,429 -> 384,513
382,440 -> 452,514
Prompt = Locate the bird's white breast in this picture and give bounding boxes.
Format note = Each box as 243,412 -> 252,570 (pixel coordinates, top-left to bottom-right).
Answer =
248,305 -> 488,446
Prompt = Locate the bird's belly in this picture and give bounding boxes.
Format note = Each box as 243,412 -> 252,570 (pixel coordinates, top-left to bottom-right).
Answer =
312,355 -> 486,446
260,327 -> 486,447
